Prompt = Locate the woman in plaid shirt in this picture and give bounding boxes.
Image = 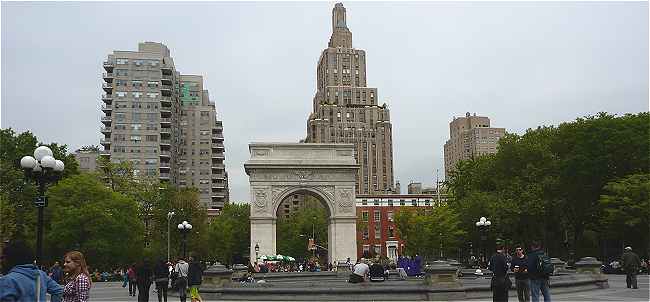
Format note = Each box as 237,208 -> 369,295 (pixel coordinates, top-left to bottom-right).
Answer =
62,251 -> 92,302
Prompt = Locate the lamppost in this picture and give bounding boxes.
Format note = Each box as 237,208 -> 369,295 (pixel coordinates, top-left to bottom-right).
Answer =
167,211 -> 175,262
255,243 -> 259,263
475,216 -> 491,268
177,220 -> 192,259
20,146 -> 65,263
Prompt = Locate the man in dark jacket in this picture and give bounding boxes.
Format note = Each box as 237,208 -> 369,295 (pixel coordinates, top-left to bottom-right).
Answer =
135,259 -> 154,302
621,246 -> 641,289
187,257 -> 204,302
489,245 -> 510,302
511,246 -> 530,302
527,240 -> 551,302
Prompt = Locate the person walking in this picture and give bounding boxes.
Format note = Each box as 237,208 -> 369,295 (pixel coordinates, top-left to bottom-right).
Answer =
154,260 -> 170,302
527,240 -> 551,302
127,263 -> 138,297
0,240 -> 63,302
488,245 -> 510,302
174,257 -> 190,302
511,246 -> 530,302
61,251 -> 92,302
135,259 -> 154,302
187,257 -> 204,302
621,246 -> 641,289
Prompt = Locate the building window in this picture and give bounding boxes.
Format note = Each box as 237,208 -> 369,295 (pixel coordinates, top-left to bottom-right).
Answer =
374,244 -> 381,256
374,225 -> 381,239
362,228 -> 369,240
387,211 -> 394,222
374,211 -> 380,222
388,226 -> 395,238
362,211 -> 368,222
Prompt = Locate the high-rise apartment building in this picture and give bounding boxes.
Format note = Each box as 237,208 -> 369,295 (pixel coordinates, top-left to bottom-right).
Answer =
443,112 -> 506,177
178,75 -> 229,209
305,3 -> 395,195
101,42 -> 228,211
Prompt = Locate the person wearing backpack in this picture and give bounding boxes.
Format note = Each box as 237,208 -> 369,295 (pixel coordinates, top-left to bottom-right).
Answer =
527,240 -> 552,302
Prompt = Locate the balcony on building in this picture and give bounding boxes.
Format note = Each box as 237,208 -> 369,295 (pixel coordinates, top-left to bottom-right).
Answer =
160,139 -> 171,146
160,107 -> 172,117
159,161 -> 171,170
102,94 -> 113,104
211,133 -> 224,142
100,138 -> 111,146
103,60 -> 114,72
102,82 -> 113,93
159,150 -> 171,158
214,121 -> 223,130
161,74 -> 173,85
102,72 -> 114,82
211,194 -> 226,199
160,128 -> 171,136
212,143 -> 225,152
100,126 -> 111,134
101,104 -> 112,114
212,173 -> 226,180
160,84 -> 172,96
99,150 -> 111,157
160,117 -> 171,126
160,96 -> 172,106
211,154 -> 225,160
161,64 -> 173,75
100,116 -> 112,126
212,183 -> 226,189
211,164 -> 225,171
159,172 -> 171,180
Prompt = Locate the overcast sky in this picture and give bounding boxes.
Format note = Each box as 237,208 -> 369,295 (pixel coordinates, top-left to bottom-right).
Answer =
2,1 -> 648,202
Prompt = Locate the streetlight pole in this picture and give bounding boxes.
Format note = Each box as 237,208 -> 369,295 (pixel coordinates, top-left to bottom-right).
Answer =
167,211 -> 175,262
177,220 -> 192,259
20,146 -> 65,264
475,216 -> 491,268
255,243 -> 260,263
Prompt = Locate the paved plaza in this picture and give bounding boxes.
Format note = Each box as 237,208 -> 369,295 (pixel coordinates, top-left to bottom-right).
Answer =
88,274 -> 649,302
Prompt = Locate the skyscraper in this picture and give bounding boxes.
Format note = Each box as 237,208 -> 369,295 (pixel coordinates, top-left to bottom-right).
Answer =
443,112 -> 506,178
305,3 -> 395,195
101,42 -> 228,211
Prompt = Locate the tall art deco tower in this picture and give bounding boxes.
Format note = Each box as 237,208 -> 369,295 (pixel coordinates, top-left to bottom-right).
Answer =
305,3 -> 395,195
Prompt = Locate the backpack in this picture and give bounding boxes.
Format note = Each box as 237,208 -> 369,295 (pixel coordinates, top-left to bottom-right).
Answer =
537,253 -> 554,276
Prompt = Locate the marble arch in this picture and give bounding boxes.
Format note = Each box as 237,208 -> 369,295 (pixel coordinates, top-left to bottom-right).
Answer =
245,143 -> 359,264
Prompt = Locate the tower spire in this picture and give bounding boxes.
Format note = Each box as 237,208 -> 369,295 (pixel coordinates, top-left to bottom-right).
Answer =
328,3 -> 352,48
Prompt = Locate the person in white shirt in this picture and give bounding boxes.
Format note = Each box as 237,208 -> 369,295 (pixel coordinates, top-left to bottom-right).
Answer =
173,258 -> 189,302
348,258 -> 370,283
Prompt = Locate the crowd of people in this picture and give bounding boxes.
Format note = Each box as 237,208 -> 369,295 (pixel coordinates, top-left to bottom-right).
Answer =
487,241 -> 646,302
0,239 -> 207,302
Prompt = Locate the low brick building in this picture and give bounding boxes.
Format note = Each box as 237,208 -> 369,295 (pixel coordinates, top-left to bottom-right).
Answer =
355,194 -> 443,261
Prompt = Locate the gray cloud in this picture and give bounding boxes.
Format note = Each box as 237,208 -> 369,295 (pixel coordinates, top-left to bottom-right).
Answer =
2,1 -> 647,202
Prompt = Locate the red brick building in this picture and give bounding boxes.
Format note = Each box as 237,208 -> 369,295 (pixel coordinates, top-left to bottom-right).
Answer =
355,194 -> 442,261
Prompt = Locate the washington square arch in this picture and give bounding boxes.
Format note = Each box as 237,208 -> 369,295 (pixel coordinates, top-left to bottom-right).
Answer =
245,143 -> 359,264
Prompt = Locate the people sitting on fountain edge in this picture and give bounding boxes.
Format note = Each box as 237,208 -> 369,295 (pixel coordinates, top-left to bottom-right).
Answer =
348,258 -> 370,283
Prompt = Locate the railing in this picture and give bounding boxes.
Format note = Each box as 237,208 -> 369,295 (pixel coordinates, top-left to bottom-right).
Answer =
159,150 -> 171,156
102,83 -> 113,89
160,139 -> 171,145
102,72 -> 114,78
159,172 -> 170,179
101,104 -> 112,110
102,94 -> 112,100
160,117 -> 171,123
211,164 -> 225,169
100,126 -> 111,132
101,116 -> 112,122
159,162 -> 171,168
100,139 -> 111,144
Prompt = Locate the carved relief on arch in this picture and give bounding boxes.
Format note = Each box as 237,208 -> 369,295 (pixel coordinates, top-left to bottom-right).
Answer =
252,187 -> 269,212
336,187 -> 354,213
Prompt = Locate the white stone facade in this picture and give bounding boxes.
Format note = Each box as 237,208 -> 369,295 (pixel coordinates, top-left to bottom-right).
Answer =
245,143 -> 359,264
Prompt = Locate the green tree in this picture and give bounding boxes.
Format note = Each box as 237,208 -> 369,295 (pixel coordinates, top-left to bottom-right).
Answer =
276,203 -> 328,261
395,205 -> 466,259
599,173 -> 650,256
46,174 -> 144,268
207,203 -> 250,265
